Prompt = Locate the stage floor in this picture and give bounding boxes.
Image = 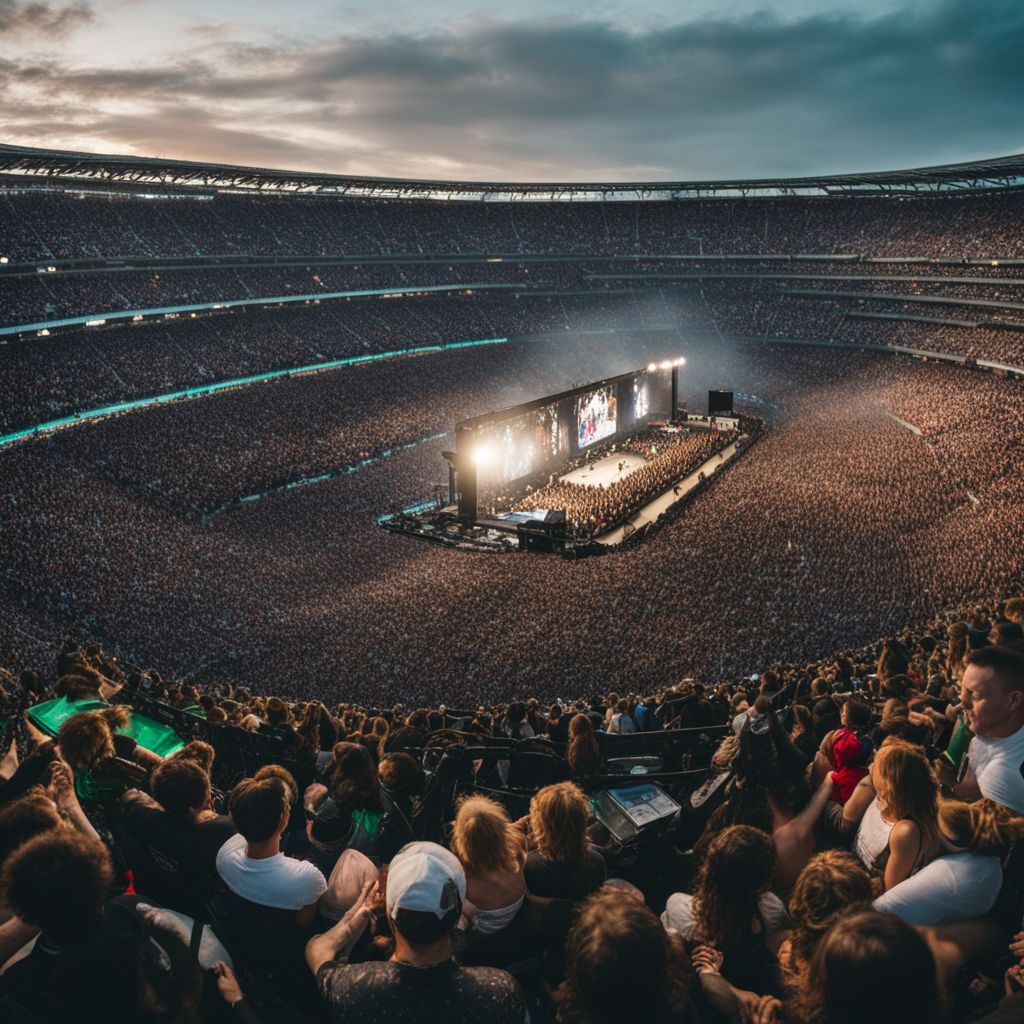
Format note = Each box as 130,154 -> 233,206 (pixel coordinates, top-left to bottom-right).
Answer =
560,451 -> 648,487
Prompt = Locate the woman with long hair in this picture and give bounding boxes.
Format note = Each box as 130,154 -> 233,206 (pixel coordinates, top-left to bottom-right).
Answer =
566,714 -> 602,778
663,824 -> 788,993
560,888 -> 696,1024
787,910 -> 942,1024
874,798 -> 1024,925
852,740 -> 943,892
303,742 -> 385,868
451,795 -> 527,940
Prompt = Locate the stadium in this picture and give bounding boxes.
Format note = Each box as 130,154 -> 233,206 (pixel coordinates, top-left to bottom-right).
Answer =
2,21 -> 1024,1023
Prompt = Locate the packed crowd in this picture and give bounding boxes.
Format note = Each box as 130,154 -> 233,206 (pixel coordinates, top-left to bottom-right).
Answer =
1,600 -> 1023,1023
6,257 -> 1024,332
515,428 -> 734,538
2,339 -> 1023,705
0,293 -> 687,435
4,188 -> 1024,262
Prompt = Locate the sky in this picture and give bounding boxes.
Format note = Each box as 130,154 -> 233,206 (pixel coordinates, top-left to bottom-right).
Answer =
0,0 -> 1021,182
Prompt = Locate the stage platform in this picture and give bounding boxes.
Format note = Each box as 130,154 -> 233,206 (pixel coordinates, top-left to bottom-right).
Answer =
560,451 -> 648,487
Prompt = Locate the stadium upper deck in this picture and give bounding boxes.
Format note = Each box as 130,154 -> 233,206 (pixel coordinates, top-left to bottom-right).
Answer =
2,143 -> 1024,199
3,145 -> 1024,435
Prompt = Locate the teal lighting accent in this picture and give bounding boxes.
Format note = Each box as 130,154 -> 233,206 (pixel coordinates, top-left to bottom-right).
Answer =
0,283 -> 519,337
0,337 -> 508,451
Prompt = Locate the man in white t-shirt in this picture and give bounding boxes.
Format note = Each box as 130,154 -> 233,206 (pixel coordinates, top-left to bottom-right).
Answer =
216,775 -> 327,926
943,646 -> 1024,814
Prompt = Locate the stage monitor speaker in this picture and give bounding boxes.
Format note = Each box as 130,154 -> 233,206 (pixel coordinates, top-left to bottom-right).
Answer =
591,781 -> 681,844
708,390 -> 734,416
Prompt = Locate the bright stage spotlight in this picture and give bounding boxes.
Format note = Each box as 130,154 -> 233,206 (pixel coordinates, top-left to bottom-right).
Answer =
471,443 -> 494,467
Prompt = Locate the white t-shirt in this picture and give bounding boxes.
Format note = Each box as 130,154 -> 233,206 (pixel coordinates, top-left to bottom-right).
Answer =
969,724 -> 1024,814
874,851 -> 1003,925
854,797 -> 894,869
216,833 -> 327,911
661,890 -> 790,947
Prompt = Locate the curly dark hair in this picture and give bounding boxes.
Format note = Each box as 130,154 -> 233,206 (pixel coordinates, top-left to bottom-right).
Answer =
560,888 -> 693,1024
693,824 -> 775,957
0,792 -> 64,864
1,830 -> 113,945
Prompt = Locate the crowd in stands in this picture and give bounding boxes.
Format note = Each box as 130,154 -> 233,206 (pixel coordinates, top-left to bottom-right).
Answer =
1,603 -> 1023,1022
0,294 -> 699,436
5,257 -> 1024,332
515,428 -> 734,537
4,189 -> 1024,262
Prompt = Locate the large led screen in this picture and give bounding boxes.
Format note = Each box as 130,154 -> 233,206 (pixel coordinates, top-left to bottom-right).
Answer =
473,403 -> 567,486
575,386 -> 617,449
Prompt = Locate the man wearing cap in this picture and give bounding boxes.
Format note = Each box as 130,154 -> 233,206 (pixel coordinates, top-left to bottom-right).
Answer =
306,842 -> 527,1022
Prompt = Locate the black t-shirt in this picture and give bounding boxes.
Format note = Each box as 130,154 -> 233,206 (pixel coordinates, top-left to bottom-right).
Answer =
317,958 -> 525,1024
546,718 -> 570,744
121,803 -> 236,915
524,848 -> 606,901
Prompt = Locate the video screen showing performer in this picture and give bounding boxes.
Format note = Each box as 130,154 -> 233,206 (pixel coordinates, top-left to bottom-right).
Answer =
576,386 -> 617,449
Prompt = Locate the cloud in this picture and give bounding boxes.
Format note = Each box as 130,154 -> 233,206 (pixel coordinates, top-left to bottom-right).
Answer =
3,0 -> 1024,180
0,0 -> 92,36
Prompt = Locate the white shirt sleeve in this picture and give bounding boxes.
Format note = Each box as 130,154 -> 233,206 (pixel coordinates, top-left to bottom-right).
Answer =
661,892 -> 698,939
758,891 -> 791,940
294,860 -> 329,906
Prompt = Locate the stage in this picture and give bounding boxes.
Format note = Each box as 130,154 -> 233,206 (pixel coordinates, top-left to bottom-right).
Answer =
560,451 -> 648,487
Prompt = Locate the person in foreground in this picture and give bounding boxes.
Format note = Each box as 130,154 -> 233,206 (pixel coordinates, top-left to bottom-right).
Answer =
306,840 -> 527,1023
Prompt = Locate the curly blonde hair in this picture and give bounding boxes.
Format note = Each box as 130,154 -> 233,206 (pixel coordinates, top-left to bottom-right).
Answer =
939,798 -> 1024,855
451,795 -> 523,875
57,708 -> 127,772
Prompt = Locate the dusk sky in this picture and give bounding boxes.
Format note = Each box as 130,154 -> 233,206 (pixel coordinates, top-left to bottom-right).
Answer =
1,0 -> 1021,181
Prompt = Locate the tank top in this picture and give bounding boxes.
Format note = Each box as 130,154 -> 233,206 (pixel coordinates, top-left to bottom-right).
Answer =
855,798 -> 894,869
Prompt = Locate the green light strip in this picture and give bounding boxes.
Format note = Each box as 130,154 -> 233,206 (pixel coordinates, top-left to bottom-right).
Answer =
0,337 -> 508,451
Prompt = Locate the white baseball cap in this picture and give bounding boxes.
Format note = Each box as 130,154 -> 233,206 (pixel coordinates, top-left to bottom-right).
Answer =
385,842 -> 466,920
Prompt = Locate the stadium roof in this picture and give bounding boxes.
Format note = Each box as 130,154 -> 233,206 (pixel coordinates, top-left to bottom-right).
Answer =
2,143 -> 1024,201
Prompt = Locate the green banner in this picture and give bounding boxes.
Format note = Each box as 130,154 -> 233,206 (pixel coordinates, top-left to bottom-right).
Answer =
28,697 -> 185,758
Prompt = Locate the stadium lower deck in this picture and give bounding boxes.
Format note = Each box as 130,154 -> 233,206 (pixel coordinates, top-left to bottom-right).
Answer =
3,330 -> 1023,707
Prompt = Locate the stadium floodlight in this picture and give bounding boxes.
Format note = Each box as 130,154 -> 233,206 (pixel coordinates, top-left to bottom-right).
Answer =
0,257 -> 8,264
647,363 -> 658,372
674,357 -> 686,366
471,444 -> 494,467
659,360 -> 672,370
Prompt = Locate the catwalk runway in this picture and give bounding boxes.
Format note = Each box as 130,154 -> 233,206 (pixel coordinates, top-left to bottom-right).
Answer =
560,451 -> 648,487
596,438 -> 744,545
